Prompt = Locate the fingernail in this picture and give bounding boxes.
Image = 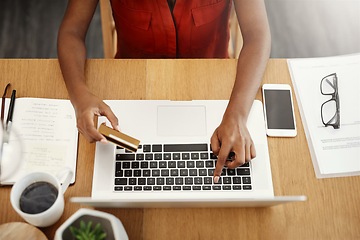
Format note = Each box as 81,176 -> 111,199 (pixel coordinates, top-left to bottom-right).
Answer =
214,176 -> 219,184
100,138 -> 108,144
115,125 -> 120,131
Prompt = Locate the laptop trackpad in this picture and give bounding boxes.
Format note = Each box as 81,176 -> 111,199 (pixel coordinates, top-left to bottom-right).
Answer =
157,105 -> 207,137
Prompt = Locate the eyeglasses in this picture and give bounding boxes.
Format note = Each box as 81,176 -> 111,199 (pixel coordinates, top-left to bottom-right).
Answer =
320,73 -> 340,129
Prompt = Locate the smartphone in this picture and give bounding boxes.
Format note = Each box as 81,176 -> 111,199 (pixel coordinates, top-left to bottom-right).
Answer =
262,84 -> 297,137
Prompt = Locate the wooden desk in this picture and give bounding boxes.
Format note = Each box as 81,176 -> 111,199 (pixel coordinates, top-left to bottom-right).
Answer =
0,59 -> 359,240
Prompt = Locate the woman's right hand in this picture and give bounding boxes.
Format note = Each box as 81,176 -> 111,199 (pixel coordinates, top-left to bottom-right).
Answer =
72,91 -> 119,143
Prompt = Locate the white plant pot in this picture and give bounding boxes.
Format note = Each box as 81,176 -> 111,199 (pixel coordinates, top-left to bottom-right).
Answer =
54,208 -> 128,240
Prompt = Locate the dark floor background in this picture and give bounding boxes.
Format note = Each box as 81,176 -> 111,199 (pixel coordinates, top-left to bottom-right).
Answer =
0,0 -> 103,58
0,0 -> 359,59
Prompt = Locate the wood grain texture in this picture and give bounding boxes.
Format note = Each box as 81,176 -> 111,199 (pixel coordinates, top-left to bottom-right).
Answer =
0,59 -> 359,240
0,222 -> 48,240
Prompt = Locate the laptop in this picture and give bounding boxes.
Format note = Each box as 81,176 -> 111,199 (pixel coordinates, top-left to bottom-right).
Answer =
71,100 -> 306,207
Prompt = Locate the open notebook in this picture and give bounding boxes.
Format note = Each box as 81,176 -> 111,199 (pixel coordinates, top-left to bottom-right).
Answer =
0,98 -> 78,185
72,100 -> 306,207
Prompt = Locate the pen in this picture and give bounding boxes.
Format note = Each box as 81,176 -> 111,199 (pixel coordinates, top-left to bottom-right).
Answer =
1,83 -> 11,125
6,89 -> 16,132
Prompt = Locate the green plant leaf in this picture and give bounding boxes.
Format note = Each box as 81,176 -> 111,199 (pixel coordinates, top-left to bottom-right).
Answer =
69,219 -> 107,240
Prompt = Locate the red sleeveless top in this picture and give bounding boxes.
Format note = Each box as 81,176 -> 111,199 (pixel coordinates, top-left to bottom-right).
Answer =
110,0 -> 231,58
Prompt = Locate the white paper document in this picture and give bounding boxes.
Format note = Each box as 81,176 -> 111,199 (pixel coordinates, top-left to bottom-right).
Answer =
0,98 -> 78,184
288,53 -> 360,178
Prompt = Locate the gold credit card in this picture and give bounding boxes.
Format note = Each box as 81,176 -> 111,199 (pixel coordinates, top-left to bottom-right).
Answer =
98,123 -> 140,152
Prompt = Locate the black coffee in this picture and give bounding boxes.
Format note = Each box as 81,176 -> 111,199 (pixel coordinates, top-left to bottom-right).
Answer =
19,181 -> 58,214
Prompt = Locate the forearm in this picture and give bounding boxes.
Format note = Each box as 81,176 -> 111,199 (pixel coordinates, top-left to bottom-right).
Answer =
57,31 -> 89,106
225,31 -> 271,123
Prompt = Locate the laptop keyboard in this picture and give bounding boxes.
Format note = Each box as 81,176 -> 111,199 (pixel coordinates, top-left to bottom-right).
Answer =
114,143 -> 252,192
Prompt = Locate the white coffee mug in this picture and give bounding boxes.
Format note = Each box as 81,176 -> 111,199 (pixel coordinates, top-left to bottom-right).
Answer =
10,168 -> 73,227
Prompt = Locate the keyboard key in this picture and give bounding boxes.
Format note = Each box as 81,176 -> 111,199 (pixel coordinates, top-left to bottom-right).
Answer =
116,162 -> 122,171
122,162 -> 131,169
115,170 -> 123,177
156,178 -> 165,185
153,186 -> 162,191
129,178 -> 137,185
143,169 -> 151,177
191,153 -> 199,159
143,145 -> 151,152
173,153 -> 180,160
145,153 -> 153,160
175,177 -> 183,185
170,169 -> 179,176
144,186 -> 152,191
161,169 -> 169,176
166,178 -> 174,185
159,161 -> 167,168
150,161 -> 158,168
200,153 -> 209,159
141,162 -> 148,168
196,161 -> 204,168
173,186 -> 181,190
204,177 -> 212,184
223,177 -> 231,184
115,178 -> 127,185
182,153 -> 190,160
131,162 -> 139,169
147,178 -> 155,185
210,153 -> 217,159
163,186 -> 172,191
154,153 -> 162,160
237,168 -> 250,175
168,161 -> 176,168
138,178 -> 146,185
124,170 -> 132,177
180,169 -> 188,176
199,169 -> 207,176
222,185 -> 231,190
114,186 -> 123,191
233,177 -> 241,184
233,185 -> 242,190
183,186 -> 191,190
202,186 -> 211,190
164,143 -> 208,152
124,186 -> 133,191
152,169 -> 160,176
134,186 -> 142,191
164,153 -> 171,160
242,177 -> 251,184
136,154 -> 144,160
134,170 -> 141,177
227,169 -> 236,176
189,169 -> 197,176
185,177 -> 193,185
152,144 -> 162,152
212,185 -> 221,190
177,161 -> 186,168
205,160 -> 214,168
194,177 -> 202,185
116,154 -> 135,160
192,186 -> 201,190
240,162 -> 250,167
187,161 -> 195,168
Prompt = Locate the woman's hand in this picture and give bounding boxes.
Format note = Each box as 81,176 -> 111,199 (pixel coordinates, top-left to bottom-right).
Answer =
211,113 -> 256,183
72,91 -> 119,143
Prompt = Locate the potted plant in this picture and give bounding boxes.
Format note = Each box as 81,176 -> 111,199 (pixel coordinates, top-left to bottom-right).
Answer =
55,208 -> 128,240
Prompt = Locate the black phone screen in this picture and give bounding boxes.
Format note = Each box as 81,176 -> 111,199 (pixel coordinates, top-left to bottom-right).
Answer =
264,89 -> 295,130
